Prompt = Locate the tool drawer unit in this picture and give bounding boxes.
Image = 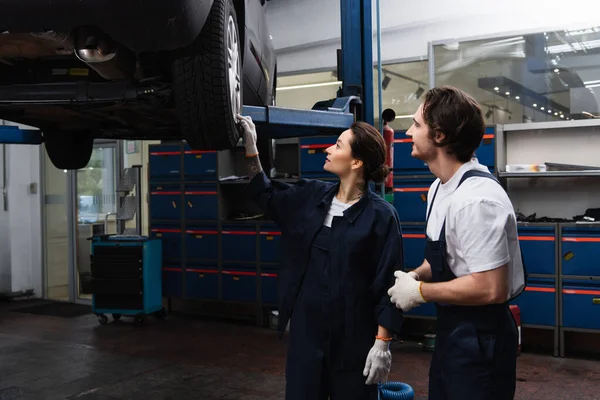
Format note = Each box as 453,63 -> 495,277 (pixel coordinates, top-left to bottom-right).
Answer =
148,143 -> 281,320
90,235 -> 165,325
392,125 -> 496,177
299,136 -> 337,179
508,224 -> 559,330
559,224 -> 600,355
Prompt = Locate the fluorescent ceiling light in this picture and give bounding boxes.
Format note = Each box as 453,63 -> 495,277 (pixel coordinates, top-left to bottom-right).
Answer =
277,81 -> 342,91
545,39 -> 600,54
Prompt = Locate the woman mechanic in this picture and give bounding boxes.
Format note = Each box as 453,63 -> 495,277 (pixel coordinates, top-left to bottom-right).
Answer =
237,114 -> 404,400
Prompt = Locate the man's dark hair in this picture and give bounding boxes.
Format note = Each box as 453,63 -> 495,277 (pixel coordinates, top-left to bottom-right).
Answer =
349,121 -> 389,183
422,86 -> 485,163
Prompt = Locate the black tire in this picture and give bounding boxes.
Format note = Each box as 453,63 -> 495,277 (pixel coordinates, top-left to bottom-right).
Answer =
153,307 -> 167,320
172,0 -> 242,150
97,314 -> 108,325
44,131 -> 94,170
134,314 -> 146,326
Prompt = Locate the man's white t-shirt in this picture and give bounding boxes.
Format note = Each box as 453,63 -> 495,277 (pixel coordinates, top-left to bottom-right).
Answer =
426,160 -> 525,299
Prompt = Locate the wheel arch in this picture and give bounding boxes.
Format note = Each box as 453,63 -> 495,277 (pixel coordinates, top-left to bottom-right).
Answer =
232,0 -> 246,62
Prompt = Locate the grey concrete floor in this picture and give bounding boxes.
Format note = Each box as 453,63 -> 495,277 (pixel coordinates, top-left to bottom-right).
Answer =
0,300 -> 599,399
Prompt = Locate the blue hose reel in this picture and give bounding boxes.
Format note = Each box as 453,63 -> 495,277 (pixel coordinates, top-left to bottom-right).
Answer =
378,381 -> 415,400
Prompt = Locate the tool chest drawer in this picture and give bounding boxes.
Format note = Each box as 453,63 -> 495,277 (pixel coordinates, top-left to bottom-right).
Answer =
299,136 -> 336,177
561,227 -> 600,276
184,184 -> 218,220
401,225 -> 426,270
222,267 -> 257,303
185,225 -> 219,261
150,184 -> 182,220
94,294 -> 144,311
510,278 -> 556,326
473,127 -> 495,169
90,245 -> 143,279
259,224 -> 281,263
91,278 -> 143,296
562,280 -> 600,330
518,226 -> 556,275
261,265 -> 279,305
183,147 -> 217,180
149,145 -> 181,181
185,266 -> 218,300
150,226 -> 182,261
221,224 -> 257,263
393,178 -> 434,223
393,131 -> 429,175
162,266 -> 183,297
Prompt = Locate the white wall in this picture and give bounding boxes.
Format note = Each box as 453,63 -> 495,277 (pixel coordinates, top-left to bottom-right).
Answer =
0,145 -> 10,293
267,0 -> 600,73
0,121 -> 43,298
8,145 -> 42,296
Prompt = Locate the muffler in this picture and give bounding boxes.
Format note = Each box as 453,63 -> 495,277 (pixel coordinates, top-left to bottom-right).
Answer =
73,27 -> 137,80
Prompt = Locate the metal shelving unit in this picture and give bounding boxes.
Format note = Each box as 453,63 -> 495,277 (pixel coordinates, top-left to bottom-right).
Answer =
495,119 -> 600,357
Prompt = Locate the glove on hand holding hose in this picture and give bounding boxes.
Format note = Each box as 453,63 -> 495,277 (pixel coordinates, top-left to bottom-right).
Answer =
363,338 -> 392,385
236,114 -> 258,157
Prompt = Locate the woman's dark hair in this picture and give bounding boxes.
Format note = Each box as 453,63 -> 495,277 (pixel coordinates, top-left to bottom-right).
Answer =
349,121 -> 390,183
422,86 -> 485,163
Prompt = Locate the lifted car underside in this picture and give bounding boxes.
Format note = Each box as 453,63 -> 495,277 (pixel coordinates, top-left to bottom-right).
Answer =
0,30 -> 182,140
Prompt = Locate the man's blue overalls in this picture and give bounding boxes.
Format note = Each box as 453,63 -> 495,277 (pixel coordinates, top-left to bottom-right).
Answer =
425,170 -> 521,400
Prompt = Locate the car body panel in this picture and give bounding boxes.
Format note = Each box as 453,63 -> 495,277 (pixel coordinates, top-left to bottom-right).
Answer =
0,0 -> 215,53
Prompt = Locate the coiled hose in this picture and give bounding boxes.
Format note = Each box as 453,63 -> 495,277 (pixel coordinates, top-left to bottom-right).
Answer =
377,381 -> 415,400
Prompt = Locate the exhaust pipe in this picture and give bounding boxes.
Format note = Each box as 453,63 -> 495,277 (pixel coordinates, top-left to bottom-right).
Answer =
75,48 -> 117,63
73,28 -> 137,80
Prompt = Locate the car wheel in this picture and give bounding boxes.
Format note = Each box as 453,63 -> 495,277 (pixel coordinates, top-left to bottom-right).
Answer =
44,131 -> 94,170
172,0 -> 242,150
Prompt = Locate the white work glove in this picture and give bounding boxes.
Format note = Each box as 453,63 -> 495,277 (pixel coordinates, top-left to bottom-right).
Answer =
407,271 -> 419,280
236,114 -> 258,157
363,338 -> 392,385
387,270 -> 426,312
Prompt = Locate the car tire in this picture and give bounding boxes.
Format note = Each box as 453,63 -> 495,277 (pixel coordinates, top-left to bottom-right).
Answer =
44,131 -> 94,170
172,0 -> 242,150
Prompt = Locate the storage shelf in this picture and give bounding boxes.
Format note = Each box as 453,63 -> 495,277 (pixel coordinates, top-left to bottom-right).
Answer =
221,218 -> 273,224
561,275 -> 600,281
527,273 -> 557,278
219,178 -> 300,185
561,327 -> 600,334
503,118 -> 600,132
522,324 -> 556,330
499,171 -> 600,178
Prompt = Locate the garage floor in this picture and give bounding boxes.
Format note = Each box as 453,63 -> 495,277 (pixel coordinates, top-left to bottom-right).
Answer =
0,300 -> 599,400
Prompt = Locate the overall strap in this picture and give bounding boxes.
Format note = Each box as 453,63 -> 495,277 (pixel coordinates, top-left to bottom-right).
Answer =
438,170 -> 500,238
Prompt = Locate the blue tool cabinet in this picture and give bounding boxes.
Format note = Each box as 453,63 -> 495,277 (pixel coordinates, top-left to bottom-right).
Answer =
393,126 -> 496,176
299,136 -> 337,179
561,280 -> 600,330
393,179 -> 434,223
91,235 -> 166,325
510,277 -> 557,327
518,225 -> 556,275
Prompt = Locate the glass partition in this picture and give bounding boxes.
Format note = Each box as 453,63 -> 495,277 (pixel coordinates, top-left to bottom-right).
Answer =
433,25 -> 600,124
375,60 -> 429,130
275,60 -> 429,130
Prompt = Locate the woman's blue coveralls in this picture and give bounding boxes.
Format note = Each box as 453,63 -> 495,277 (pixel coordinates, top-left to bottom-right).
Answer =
425,170 -> 522,400
247,171 -> 404,400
